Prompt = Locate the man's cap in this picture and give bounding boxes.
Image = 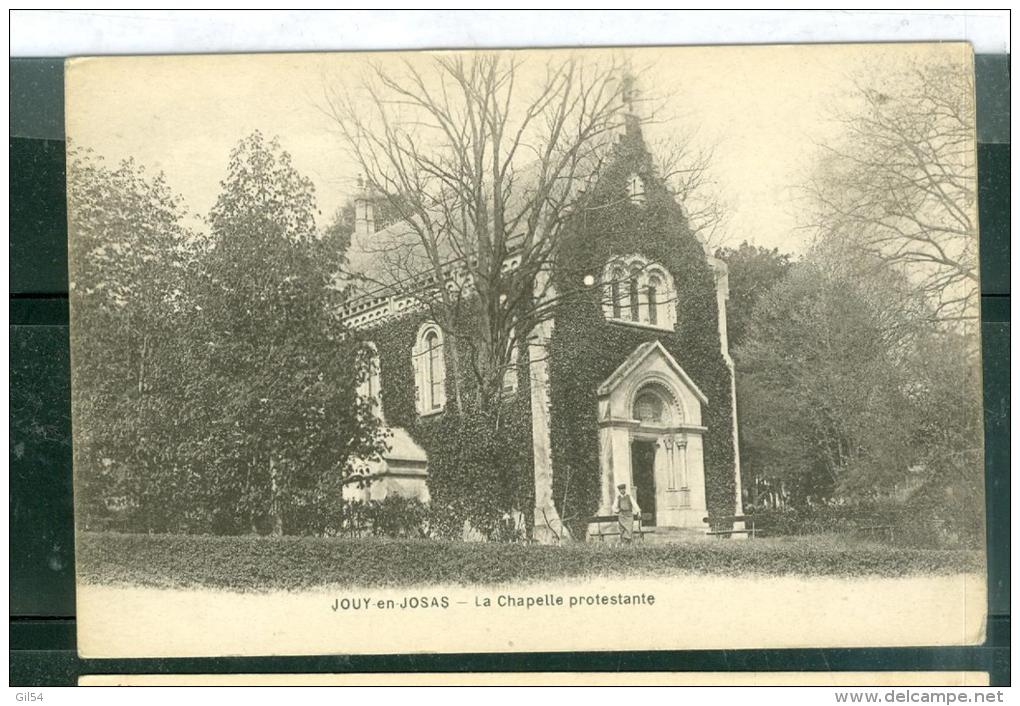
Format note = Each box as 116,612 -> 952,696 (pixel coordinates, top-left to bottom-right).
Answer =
617,483 -> 627,489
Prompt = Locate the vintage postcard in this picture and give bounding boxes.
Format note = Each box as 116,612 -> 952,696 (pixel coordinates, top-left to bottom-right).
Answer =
67,43 -> 985,658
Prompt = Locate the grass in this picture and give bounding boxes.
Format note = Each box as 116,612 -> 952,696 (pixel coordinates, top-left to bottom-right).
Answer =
76,531 -> 985,592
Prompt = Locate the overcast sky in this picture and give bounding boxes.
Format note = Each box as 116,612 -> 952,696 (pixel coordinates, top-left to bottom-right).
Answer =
66,43 -> 971,255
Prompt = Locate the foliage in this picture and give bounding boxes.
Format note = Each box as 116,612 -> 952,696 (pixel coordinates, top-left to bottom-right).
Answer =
77,531 -> 984,591
67,147 -> 204,531
741,56 -> 985,521
69,134 -> 386,535
715,241 -> 793,352
898,327 -> 984,546
715,242 -> 794,506
367,306 -> 535,539
335,497 -> 431,538
734,235 -> 984,543
748,496 -> 983,550
191,131 -> 387,535
548,122 -> 737,536
735,251 -> 928,500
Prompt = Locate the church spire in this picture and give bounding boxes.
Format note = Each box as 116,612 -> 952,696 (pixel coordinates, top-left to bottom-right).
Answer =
620,68 -> 642,138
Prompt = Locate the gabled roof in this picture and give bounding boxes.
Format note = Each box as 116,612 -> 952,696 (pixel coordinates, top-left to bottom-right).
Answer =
597,340 -> 708,405
342,150 -> 608,303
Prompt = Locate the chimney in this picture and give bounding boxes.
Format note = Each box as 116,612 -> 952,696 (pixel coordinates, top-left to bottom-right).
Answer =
354,174 -> 375,237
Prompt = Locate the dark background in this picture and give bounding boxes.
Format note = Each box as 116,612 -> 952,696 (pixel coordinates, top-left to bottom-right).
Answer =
8,54 -> 1010,686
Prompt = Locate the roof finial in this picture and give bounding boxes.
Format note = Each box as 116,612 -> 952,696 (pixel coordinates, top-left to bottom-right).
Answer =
622,71 -> 637,116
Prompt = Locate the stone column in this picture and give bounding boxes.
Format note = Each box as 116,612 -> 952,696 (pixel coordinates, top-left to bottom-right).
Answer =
729,367 -> 745,518
597,423 -> 616,515
676,435 -> 688,489
610,426 -> 633,494
661,437 -> 675,491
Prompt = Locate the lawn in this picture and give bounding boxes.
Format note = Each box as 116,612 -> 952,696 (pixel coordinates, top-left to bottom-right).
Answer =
76,531 -> 985,592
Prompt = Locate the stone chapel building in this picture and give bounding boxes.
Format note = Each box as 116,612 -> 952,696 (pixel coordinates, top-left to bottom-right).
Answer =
340,91 -> 743,541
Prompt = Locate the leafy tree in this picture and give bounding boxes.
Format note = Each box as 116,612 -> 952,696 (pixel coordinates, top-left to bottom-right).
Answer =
715,242 -> 793,507
70,135 -> 387,536
735,247 -> 927,503
901,328 -> 984,543
715,241 -> 793,352
195,131 -> 387,535
67,147 -> 203,530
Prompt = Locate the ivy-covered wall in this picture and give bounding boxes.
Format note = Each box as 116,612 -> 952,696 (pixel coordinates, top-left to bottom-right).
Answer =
547,124 -> 737,537
359,124 -> 736,540
365,308 -> 535,537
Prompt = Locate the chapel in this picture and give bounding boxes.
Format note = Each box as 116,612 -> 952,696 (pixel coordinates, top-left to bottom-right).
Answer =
340,82 -> 743,541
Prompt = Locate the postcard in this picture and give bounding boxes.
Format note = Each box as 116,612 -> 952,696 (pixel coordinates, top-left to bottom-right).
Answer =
66,42 -> 985,658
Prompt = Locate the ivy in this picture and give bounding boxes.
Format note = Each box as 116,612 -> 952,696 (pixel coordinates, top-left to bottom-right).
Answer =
367,308 -> 535,539
548,126 -> 737,536
365,126 -> 737,540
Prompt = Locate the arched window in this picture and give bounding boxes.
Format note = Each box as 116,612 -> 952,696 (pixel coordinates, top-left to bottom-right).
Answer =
628,274 -> 640,321
627,172 -> 646,205
414,323 -> 446,415
647,275 -> 661,325
501,328 -> 519,395
601,255 -> 677,330
426,332 -> 442,408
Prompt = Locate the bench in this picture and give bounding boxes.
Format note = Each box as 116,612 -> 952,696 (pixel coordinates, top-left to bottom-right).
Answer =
857,525 -> 895,541
703,515 -> 759,538
588,514 -> 654,542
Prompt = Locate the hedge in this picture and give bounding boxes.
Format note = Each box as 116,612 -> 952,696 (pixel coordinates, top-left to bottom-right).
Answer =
747,500 -> 984,550
77,532 -> 984,591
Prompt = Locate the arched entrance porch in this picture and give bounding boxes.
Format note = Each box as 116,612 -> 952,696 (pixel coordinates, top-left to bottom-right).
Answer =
595,341 -> 709,529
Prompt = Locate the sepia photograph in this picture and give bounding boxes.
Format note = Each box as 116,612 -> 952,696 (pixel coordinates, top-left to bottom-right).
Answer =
66,42 -> 986,657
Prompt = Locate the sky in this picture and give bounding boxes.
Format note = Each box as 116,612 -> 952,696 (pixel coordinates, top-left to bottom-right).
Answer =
65,43 -> 972,255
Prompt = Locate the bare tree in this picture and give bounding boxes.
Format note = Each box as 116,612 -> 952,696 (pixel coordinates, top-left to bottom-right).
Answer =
322,53 -> 640,414
804,56 -> 978,323
652,133 -> 730,252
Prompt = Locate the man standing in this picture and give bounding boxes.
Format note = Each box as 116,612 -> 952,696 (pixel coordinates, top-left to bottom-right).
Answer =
613,482 -> 641,543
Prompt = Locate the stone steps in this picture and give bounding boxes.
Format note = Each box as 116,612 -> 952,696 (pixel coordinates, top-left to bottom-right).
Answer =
639,526 -> 714,544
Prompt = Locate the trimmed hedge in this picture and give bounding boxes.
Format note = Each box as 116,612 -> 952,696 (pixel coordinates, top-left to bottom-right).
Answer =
77,532 -> 984,591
